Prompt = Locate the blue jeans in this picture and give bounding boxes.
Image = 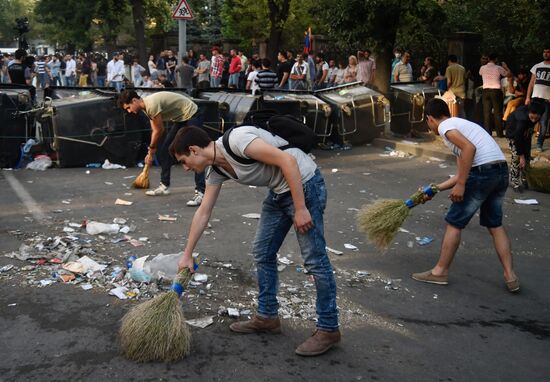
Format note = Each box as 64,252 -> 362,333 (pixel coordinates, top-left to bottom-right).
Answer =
535,100 -> 550,148
97,76 -> 106,87
228,72 -> 240,87
210,76 -> 221,88
65,75 -> 75,87
111,81 -> 123,92
445,162 -> 508,229
253,170 -> 338,331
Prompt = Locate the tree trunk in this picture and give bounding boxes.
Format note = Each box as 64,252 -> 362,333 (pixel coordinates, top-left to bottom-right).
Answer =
267,0 -> 291,63
374,45 -> 394,94
131,0 -> 147,66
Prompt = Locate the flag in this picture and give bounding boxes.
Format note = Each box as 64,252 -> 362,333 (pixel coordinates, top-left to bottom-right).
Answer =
304,27 -> 312,54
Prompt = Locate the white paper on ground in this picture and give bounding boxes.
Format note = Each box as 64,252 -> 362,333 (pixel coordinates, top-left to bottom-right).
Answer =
326,246 -> 344,255
514,199 -> 539,205
344,243 -> 358,250
186,316 -> 215,328
242,213 -> 261,219
109,286 -> 128,299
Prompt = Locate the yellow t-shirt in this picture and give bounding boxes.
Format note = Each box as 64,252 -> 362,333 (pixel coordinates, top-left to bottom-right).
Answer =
142,92 -> 198,122
445,63 -> 466,98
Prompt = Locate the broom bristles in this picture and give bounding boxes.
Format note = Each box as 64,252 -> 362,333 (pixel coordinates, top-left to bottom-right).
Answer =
119,267 -> 195,362
132,164 -> 150,189
357,199 -> 411,249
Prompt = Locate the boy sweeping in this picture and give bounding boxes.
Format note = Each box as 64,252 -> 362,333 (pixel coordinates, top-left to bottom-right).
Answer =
412,98 -> 519,293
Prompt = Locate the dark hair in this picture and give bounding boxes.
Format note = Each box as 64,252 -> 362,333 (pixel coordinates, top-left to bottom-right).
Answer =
182,56 -> 189,64
425,98 -> 450,119
261,58 -> 271,68
250,59 -> 260,68
528,101 -> 545,116
169,126 -> 212,157
316,53 -> 324,60
365,49 -> 371,55
518,68 -> 529,76
117,90 -> 140,108
15,49 -> 27,60
278,51 -> 287,59
286,50 -> 294,56
447,54 -> 457,63
488,53 -> 498,61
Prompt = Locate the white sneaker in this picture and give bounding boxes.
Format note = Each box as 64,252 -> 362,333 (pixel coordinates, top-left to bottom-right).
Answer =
186,191 -> 203,206
146,183 -> 170,196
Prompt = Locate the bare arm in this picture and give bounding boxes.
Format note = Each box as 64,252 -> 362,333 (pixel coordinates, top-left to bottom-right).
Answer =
178,183 -> 222,272
244,139 -> 313,233
525,73 -> 536,104
145,114 -> 165,165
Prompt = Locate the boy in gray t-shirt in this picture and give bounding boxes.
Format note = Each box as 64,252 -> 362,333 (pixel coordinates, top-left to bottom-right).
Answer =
169,126 -> 340,357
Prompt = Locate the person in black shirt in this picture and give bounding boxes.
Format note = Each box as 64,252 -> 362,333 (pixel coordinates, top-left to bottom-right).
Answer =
8,49 -> 32,86
506,103 -> 545,192
96,56 -> 107,87
276,51 -> 292,89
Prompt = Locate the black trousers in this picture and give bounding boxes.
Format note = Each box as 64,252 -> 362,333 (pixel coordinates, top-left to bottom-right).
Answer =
157,115 -> 205,193
482,88 -> 504,137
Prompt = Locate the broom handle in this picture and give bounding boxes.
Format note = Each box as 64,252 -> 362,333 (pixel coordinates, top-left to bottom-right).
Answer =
171,262 -> 199,296
404,184 -> 439,209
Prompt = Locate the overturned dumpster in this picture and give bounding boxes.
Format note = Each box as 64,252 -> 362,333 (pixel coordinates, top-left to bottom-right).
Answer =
316,82 -> 390,145
42,87 -> 143,167
198,90 -> 261,127
390,83 -> 441,136
0,85 -> 34,168
261,91 -> 332,138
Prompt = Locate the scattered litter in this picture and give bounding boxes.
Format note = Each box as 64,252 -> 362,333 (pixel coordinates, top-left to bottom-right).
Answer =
344,243 -> 358,250
514,199 -> 539,205
438,164 -> 448,169
331,168 -> 339,173
278,257 -> 293,265
428,156 -> 444,162
85,170 -> 91,174
119,226 -> 131,234
115,198 -> 133,206
362,173 -> 371,176
227,307 -> 240,318
433,294 -> 438,299
26,155 -> 52,171
380,147 -> 414,158
416,237 -> 434,246
86,221 -> 120,235
8,303 -> 17,307
109,286 -> 129,299
104,182 -> 113,185
398,227 -> 411,233
186,316 -> 215,328
401,140 -> 419,145
102,159 -> 126,170
81,284 -> 93,291
0,264 -> 14,272
407,241 -> 414,248
40,279 -> 54,287
242,213 -> 261,219
193,274 -> 208,283
61,200 -> 71,205
63,227 -> 75,233
158,214 -> 177,222
128,238 -> 144,247
113,217 -> 127,225
326,246 -> 344,256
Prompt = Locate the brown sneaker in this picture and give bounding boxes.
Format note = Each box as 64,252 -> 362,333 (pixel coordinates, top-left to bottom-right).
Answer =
412,270 -> 449,285
229,315 -> 281,334
295,329 -> 341,357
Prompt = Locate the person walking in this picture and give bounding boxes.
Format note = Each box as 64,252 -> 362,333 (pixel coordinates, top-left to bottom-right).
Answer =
525,47 -> 550,152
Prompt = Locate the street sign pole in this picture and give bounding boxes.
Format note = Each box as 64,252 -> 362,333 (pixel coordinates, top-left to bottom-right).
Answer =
178,19 -> 187,60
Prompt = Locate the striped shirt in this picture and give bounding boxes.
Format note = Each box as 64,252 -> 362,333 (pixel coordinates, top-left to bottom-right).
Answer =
255,69 -> 278,89
479,62 -> 507,89
36,61 -> 47,74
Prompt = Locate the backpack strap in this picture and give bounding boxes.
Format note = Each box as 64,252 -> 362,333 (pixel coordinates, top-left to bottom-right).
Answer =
222,126 -> 256,165
210,164 -> 230,179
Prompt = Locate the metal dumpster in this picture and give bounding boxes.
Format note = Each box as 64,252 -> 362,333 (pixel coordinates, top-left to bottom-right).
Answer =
316,82 -> 390,145
41,87 -> 142,167
261,91 -> 332,138
390,83 -> 441,135
0,86 -> 34,168
198,90 -> 261,127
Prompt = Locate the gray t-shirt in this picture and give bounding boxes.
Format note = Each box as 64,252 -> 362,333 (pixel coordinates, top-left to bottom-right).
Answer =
206,126 -> 317,194
197,60 -> 210,82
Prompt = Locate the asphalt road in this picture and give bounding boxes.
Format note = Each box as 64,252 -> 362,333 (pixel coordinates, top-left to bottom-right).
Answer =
1,144 -> 549,382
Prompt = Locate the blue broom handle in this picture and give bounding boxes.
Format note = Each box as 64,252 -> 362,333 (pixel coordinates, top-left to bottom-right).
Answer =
405,184 -> 437,209
171,262 -> 199,296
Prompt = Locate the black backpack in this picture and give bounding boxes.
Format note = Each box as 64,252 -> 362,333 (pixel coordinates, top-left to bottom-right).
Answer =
220,109 -> 317,165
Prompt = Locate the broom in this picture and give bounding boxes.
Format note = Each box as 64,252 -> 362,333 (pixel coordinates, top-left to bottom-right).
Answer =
358,184 -> 439,249
132,164 -> 150,189
119,263 -> 198,362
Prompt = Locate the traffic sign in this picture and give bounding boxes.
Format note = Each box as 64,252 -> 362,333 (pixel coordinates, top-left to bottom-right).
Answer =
172,0 -> 194,20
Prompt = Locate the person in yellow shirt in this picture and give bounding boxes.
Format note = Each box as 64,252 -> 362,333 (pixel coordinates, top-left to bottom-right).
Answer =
118,90 -> 205,206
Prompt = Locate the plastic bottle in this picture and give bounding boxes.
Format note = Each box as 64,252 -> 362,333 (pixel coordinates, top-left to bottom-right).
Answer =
126,255 -> 152,283
144,253 -> 182,280
86,221 -> 120,235
85,163 -> 102,168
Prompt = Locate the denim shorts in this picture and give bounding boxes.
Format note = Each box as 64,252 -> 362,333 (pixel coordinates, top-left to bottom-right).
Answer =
445,162 -> 509,229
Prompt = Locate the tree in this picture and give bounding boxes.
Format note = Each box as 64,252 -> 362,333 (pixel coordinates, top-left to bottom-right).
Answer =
316,0 -> 445,92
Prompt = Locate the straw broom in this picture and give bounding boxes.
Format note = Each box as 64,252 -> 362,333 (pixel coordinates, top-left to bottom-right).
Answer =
119,263 -> 197,362
358,184 -> 439,249
132,164 -> 150,189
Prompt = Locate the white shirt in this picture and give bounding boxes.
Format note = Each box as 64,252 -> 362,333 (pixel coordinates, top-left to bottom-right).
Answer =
291,61 -> 309,77
530,62 -> 550,100
438,117 -> 505,167
65,59 -> 76,77
107,59 -> 125,82
247,70 -> 259,92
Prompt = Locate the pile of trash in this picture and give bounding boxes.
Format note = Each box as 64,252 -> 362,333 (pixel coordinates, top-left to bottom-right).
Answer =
379,147 -> 414,158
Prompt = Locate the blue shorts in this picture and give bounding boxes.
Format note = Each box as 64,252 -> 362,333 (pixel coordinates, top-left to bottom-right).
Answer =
445,162 -> 508,229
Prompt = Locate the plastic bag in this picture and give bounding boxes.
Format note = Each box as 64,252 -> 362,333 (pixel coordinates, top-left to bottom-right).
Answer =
86,221 -> 120,235
26,155 -> 52,171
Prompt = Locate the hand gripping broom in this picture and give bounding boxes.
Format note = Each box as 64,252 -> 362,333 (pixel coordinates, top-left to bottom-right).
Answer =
119,262 -> 198,362
132,164 -> 150,189
357,184 -> 439,249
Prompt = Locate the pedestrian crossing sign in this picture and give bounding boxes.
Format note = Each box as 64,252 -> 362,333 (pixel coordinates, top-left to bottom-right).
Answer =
172,0 -> 194,20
